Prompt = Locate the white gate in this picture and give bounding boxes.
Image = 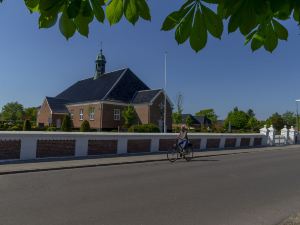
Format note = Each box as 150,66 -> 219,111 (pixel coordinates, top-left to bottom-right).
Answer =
274,135 -> 286,145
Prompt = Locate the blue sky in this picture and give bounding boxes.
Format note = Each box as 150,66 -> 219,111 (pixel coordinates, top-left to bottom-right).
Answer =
0,1 -> 300,120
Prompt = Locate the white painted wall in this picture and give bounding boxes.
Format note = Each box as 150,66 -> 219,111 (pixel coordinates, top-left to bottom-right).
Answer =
0,131 -> 268,161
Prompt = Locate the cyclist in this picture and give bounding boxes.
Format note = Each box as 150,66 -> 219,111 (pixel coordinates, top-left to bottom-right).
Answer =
177,124 -> 189,151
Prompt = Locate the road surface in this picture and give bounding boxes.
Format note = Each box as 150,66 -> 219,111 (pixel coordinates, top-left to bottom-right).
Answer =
1,148 -> 300,225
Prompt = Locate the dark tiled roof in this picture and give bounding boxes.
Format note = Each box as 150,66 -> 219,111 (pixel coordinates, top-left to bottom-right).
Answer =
181,114 -> 212,125
55,68 -> 150,104
182,114 -> 201,125
55,68 -> 127,102
46,97 -> 70,113
194,115 -> 205,124
105,69 -> 150,102
131,89 -> 161,104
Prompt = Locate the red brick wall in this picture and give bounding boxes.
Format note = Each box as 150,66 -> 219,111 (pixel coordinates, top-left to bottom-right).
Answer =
134,105 -> 149,124
37,99 -> 52,126
159,139 -> 176,151
149,93 -> 172,131
52,114 -> 67,128
127,139 -> 151,153
206,139 -> 221,149
225,138 -> 237,148
240,138 -> 251,147
36,140 -> 75,158
0,140 -> 21,160
88,140 -> 118,155
253,138 -> 262,146
190,139 -> 201,150
101,104 -> 126,130
66,103 -> 101,129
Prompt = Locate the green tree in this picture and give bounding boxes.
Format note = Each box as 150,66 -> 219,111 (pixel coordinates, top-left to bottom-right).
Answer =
224,107 -> 249,131
122,105 -> 136,128
80,120 -> 90,132
247,109 -> 255,118
266,113 -> 284,131
247,117 -> 261,132
282,111 -> 296,127
1,102 -> 24,122
195,108 -> 217,124
172,112 -> 182,125
172,92 -> 183,131
24,107 -> 38,121
61,115 -> 72,132
3,0 -> 297,53
23,120 -> 32,131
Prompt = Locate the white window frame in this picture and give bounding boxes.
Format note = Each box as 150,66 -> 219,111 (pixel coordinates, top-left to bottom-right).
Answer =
79,109 -> 83,121
89,107 -> 95,121
113,109 -> 120,121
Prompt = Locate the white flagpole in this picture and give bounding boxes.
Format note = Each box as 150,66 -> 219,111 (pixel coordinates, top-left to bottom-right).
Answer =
164,52 -> 167,133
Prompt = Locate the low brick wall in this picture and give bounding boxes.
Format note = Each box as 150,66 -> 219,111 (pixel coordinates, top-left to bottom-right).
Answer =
88,140 -> 117,155
159,139 -> 175,151
190,139 -> 201,150
36,140 -> 75,158
254,137 -> 262,146
0,132 -> 267,161
127,139 -> 151,153
240,138 -> 251,147
0,140 -> 21,160
206,139 -> 221,149
225,138 -> 237,148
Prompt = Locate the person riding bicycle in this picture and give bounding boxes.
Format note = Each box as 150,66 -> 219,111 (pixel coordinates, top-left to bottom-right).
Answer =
177,124 -> 189,151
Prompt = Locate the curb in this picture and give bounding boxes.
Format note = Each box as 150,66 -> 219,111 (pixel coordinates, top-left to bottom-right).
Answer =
0,146 -> 298,176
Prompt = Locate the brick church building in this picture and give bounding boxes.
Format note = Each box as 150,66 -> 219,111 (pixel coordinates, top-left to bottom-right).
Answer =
37,49 -> 173,131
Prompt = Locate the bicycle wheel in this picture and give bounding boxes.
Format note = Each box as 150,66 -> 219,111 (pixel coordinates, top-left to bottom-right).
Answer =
167,147 -> 178,162
184,144 -> 194,161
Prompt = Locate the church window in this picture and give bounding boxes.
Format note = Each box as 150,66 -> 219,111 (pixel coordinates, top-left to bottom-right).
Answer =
114,109 -> 120,121
80,109 -> 83,120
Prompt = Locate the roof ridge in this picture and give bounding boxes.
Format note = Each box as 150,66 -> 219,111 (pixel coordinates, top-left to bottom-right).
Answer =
85,67 -> 128,80
46,96 -> 70,101
101,68 -> 128,100
137,89 -> 161,93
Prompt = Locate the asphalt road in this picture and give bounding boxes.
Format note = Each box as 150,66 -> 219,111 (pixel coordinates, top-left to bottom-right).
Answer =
1,148 -> 300,225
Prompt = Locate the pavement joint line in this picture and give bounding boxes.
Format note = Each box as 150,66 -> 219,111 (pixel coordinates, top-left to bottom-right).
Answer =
0,145 -> 299,176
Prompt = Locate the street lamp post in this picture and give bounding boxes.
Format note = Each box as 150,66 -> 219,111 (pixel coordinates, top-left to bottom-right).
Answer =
296,100 -> 300,132
163,52 -> 167,133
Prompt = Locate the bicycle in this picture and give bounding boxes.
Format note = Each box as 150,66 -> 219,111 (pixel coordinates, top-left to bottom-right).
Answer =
167,141 -> 194,162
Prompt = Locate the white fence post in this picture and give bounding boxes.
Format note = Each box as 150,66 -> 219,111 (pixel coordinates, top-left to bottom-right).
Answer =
289,126 -> 296,144
200,137 -> 207,151
219,136 -> 226,149
117,137 -> 128,154
235,137 -> 241,148
268,125 -> 275,146
281,125 -> 289,145
151,136 -> 159,152
20,136 -> 37,160
260,125 -> 269,146
75,137 -> 89,157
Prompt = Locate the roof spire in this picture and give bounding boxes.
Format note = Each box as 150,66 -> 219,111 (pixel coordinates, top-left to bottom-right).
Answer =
94,43 -> 106,80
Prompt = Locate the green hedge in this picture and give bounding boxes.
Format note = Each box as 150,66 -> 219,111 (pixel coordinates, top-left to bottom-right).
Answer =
128,124 -> 160,133
80,120 -> 90,132
23,120 -> 31,131
61,115 -> 72,132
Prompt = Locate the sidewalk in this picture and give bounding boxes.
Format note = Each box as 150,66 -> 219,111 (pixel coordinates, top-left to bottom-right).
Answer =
0,145 -> 299,175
